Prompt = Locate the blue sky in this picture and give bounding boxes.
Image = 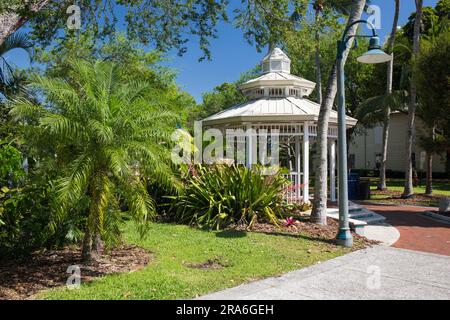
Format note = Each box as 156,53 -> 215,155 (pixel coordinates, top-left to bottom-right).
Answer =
4,0 -> 438,103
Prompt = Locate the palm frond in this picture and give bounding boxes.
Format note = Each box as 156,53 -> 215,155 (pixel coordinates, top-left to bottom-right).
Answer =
0,33 -> 33,88
355,90 -> 408,126
39,113 -> 87,142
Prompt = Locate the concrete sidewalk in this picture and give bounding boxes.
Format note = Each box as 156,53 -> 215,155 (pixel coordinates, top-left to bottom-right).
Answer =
199,246 -> 450,300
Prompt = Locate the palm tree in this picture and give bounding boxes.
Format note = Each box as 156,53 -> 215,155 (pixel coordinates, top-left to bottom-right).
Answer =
0,32 -> 32,97
11,59 -> 180,261
313,0 -> 324,105
415,23 -> 449,195
403,0 -> 423,198
355,90 -> 408,127
312,0 -> 354,105
311,0 -> 367,225
378,0 -> 400,191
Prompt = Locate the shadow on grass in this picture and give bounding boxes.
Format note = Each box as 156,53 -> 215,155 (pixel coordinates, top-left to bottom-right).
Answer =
215,227 -> 337,246
215,230 -> 247,238
154,220 -> 338,246
253,230 -> 338,246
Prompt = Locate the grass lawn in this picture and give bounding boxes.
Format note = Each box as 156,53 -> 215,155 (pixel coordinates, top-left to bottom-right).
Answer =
366,178 -> 450,207
40,221 -> 351,300
369,179 -> 450,195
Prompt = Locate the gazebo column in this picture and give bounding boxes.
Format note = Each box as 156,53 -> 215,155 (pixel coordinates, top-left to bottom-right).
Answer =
246,124 -> 256,167
295,135 -> 301,201
329,139 -> 337,202
302,122 -> 310,203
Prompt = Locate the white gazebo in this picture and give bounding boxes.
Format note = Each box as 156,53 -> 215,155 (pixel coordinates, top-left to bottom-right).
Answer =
201,47 -> 357,203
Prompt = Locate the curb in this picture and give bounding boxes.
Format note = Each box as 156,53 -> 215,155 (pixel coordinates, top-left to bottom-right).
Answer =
356,200 -> 438,210
420,211 -> 450,225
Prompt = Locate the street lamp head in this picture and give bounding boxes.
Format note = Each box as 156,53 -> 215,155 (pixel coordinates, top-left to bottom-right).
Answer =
357,36 -> 392,64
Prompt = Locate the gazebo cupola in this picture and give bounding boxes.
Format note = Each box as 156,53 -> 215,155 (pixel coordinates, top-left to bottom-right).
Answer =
201,47 -> 357,204
261,47 -> 291,73
239,48 -> 316,100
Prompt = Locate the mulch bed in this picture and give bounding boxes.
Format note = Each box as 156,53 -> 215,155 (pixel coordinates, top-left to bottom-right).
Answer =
235,216 -> 379,251
370,189 -> 443,207
0,244 -> 152,300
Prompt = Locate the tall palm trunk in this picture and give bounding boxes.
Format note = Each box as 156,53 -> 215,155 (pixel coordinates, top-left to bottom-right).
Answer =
379,0 -> 400,190
81,228 -> 92,262
403,0 -> 423,198
425,125 -> 435,195
310,0 -> 366,224
314,1 -> 323,105
0,1 -> 48,46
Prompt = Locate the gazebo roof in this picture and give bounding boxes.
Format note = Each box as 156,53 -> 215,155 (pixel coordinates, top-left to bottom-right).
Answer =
201,47 -> 357,127
202,96 -> 356,126
238,72 -> 316,96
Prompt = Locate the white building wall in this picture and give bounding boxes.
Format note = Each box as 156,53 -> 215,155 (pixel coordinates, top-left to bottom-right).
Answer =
349,113 -> 446,173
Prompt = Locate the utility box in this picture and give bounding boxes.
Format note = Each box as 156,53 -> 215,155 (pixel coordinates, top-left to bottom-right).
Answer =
348,172 -> 359,200
358,179 -> 371,200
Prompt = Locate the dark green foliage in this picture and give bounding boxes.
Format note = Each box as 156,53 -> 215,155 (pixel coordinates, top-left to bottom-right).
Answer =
2,35 -> 194,256
192,82 -> 247,121
0,144 -> 24,184
168,165 -> 289,230
415,28 -> 450,154
7,0 -> 228,60
0,183 -> 55,258
403,0 -> 449,41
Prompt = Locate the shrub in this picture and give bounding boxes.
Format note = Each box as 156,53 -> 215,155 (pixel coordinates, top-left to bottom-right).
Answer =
0,183 -> 55,258
0,144 -> 25,185
168,165 -> 289,229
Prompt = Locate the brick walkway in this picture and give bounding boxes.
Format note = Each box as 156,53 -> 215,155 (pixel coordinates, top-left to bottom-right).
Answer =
362,204 -> 450,256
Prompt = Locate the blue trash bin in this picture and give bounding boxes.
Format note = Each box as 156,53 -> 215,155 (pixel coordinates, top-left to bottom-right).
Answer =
348,172 -> 359,200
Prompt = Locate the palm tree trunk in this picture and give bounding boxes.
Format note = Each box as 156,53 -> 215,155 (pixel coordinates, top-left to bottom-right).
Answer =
425,125 -> 435,195
310,0 -> 366,224
92,233 -> 104,257
403,0 -> 423,198
81,228 -> 92,262
446,150 -> 450,176
0,1 -> 48,46
379,0 -> 400,191
314,7 -> 322,105
425,153 -> 433,195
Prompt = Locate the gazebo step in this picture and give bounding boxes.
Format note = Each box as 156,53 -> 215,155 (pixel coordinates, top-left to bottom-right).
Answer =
349,211 -> 376,220
326,204 -> 386,236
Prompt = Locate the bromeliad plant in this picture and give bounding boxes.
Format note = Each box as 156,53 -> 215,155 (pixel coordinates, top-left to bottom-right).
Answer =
169,165 -> 289,229
10,59 -> 180,261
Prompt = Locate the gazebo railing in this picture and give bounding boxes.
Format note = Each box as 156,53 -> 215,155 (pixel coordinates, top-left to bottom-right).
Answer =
282,172 -> 303,203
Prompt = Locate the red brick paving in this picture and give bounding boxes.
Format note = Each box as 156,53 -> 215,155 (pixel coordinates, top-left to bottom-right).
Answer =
362,204 -> 450,256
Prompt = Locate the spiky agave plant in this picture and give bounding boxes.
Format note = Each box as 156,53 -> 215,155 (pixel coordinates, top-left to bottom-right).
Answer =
170,165 -> 289,230
11,59 -> 180,261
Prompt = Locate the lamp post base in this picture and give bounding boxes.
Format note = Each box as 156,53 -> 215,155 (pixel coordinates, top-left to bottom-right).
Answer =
336,228 -> 353,247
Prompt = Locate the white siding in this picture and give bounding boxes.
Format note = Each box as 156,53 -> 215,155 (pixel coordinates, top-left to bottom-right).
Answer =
349,113 -> 446,173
